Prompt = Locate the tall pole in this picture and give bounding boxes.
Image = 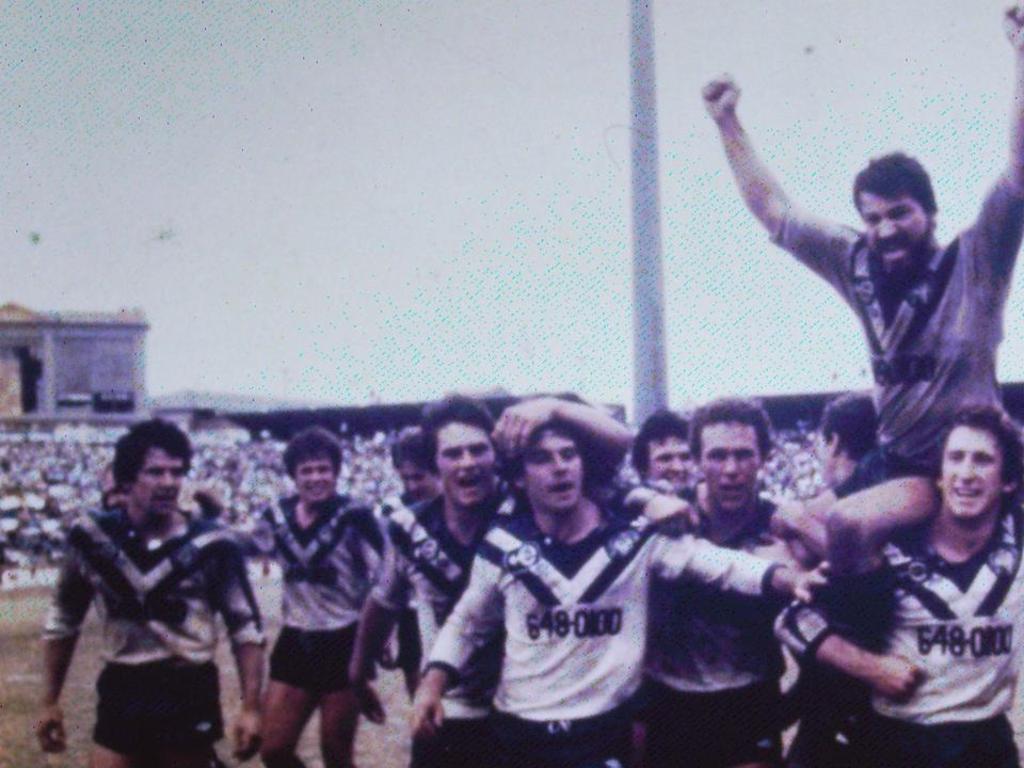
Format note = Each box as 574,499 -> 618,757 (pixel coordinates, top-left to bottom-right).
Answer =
630,0 -> 668,423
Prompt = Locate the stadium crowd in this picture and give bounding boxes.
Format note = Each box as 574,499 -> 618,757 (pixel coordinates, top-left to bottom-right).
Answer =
0,420 -> 823,566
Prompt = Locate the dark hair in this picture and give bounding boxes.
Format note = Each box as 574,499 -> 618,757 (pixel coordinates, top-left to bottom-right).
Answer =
391,426 -> 434,471
283,426 -> 343,478
941,404 -> 1024,493
420,396 -> 495,472
690,397 -> 773,461
113,419 -> 192,486
853,152 -> 937,215
821,393 -> 878,462
632,410 -> 689,476
505,418 -> 612,492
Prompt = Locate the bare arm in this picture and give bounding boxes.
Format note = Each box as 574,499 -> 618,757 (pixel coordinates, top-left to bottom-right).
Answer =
230,642 -> 264,760
349,598 -> 399,685
703,76 -> 793,235
1004,5 -> 1024,189
816,634 -> 923,702
40,635 -> 77,708
412,666 -> 451,740
36,636 -> 78,753
825,477 -> 938,575
493,396 -> 632,460
347,598 -> 398,722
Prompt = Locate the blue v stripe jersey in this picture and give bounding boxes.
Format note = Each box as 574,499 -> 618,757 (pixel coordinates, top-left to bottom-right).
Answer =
372,495 -> 509,718
44,510 -> 264,664
777,506 -> 1024,726
252,494 -> 383,631
428,510 -> 776,722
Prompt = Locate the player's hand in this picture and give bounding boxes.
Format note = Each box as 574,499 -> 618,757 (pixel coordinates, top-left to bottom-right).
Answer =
231,706 -> 261,761
642,494 -> 700,529
35,703 -> 66,753
867,656 -> 924,703
1005,3 -> 1024,50
354,681 -> 386,724
792,561 -> 830,603
702,75 -> 740,121
411,670 -> 447,741
493,398 -> 562,457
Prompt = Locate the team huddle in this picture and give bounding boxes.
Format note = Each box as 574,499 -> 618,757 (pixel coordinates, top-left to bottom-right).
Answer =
31,5 -> 1024,768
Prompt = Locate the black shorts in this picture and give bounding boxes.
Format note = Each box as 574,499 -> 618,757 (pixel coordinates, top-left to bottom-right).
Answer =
862,713 -> 1019,768
643,679 -> 783,768
269,624 -> 356,693
833,445 -> 935,499
490,706 -> 632,768
410,716 -> 492,768
94,660 -> 223,755
785,666 -> 872,768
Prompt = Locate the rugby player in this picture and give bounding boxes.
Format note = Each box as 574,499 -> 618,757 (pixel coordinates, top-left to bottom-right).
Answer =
781,393 -> 878,768
349,395 -> 632,768
391,426 -> 441,506
778,404 -> 1024,768
375,426 -> 442,695
643,397 -> 795,768
703,4 -> 1024,572
255,426 -> 384,768
632,409 -> 694,495
37,419 -> 265,768
413,411 -> 824,768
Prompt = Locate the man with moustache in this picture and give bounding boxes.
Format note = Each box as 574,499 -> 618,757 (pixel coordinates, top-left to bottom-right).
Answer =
413,411 -> 823,768
37,419 -> 264,768
349,395 -> 633,768
702,5 -> 1024,569
256,426 -> 384,768
778,404 -> 1024,768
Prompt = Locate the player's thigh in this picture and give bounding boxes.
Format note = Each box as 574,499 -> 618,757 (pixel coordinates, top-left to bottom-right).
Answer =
261,680 -> 320,751
318,688 -> 360,761
88,744 -> 134,768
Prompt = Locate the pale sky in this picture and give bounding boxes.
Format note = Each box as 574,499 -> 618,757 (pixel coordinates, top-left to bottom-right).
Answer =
3,1 -> 1023,415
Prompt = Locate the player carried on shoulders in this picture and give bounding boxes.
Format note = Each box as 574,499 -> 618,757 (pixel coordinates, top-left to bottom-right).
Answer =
704,3 -> 1024,575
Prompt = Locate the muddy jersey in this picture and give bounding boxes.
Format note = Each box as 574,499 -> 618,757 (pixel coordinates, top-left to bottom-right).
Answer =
774,179 -> 1024,465
646,496 -> 785,693
428,510 -> 776,722
778,506 -> 1024,726
43,510 -> 264,665
373,495 -> 509,718
252,495 -> 383,631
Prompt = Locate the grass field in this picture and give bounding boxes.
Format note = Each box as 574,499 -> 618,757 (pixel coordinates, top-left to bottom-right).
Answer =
0,576 -> 412,768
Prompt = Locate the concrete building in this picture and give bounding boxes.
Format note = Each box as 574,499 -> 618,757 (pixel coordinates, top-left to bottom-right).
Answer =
0,303 -> 147,421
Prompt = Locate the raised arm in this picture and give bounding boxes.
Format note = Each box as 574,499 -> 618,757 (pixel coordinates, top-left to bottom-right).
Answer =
703,75 -> 793,236
1004,4 -> 1024,189
493,396 -> 632,462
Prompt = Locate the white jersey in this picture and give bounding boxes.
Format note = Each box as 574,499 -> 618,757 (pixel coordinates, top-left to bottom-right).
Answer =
44,510 -> 264,665
778,506 -> 1024,726
252,495 -> 383,631
372,495 -> 508,718
428,509 -> 775,723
